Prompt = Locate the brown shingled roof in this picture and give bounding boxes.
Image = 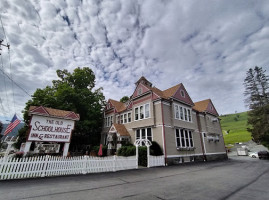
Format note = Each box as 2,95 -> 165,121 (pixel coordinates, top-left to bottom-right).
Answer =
29,106 -> 80,120
113,124 -> 130,137
193,99 -> 210,112
109,99 -> 126,112
162,83 -> 182,98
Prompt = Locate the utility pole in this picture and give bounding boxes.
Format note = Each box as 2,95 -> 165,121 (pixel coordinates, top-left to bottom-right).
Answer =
0,39 -> 10,55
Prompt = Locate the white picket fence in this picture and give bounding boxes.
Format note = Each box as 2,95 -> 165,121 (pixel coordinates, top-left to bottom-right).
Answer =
0,155 -> 137,180
148,155 -> 165,167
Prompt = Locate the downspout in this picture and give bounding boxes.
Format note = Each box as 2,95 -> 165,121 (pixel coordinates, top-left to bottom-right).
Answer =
196,111 -> 206,161
161,101 -> 167,165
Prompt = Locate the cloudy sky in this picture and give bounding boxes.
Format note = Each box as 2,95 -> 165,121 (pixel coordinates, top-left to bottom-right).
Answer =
0,0 -> 269,122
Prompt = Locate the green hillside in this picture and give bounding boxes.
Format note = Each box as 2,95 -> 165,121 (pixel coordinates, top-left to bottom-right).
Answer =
220,112 -> 252,145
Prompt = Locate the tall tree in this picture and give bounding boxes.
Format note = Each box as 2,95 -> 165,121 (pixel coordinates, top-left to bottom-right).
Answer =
244,66 -> 269,109
15,67 -> 105,151
244,66 -> 269,148
120,96 -> 129,103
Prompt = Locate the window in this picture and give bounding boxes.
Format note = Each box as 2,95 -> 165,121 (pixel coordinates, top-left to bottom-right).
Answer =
117,115 -> 120,124
145,104 -> 150,118
180,107 -> 183,120
180,90 -> 185,97
136,128 -> 153,142
138,88 -> 143,95
175,128 -> 193,148
105,116 -> 113,127
140,105 -> 144,119
175,105 -> 179,119
128,113 -> 131,122
110,116 -> 113,126
124,113 -> 127,123
135,103 -> 150,121
184,108 -> 187,121
174,104 -> 192,122
188,109 -> 191,122
135,107 -> 139,120
119,112 -> 132,124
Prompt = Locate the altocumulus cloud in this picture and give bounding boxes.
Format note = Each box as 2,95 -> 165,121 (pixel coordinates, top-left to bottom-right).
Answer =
0,0 -> 269,121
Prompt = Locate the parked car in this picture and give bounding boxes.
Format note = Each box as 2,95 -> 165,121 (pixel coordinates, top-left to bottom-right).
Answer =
258,151 -> 269,159
248,152 -> 258,158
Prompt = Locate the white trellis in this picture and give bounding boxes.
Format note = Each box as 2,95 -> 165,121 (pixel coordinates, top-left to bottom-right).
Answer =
134,139 -> 165,168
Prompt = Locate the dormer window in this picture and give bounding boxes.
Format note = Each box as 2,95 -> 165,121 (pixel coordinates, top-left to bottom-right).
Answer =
180,90 -> 185,97
107,103 -> 110,109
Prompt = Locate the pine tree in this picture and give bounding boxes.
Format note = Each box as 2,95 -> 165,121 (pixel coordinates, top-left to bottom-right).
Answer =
244,66 -> 269,147
244,66 -> 269,109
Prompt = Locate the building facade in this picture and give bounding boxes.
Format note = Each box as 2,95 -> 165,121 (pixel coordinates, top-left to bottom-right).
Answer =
101,77 -> 227,164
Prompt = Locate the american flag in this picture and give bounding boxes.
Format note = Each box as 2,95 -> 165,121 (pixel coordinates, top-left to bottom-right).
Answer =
4,114 -> 21,136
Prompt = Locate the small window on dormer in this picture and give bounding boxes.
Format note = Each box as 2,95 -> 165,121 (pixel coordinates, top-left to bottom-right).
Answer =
138,88 -> 143,95
210,106 -> 213,110
180,90 -> 185,97
107,103 -> 110,109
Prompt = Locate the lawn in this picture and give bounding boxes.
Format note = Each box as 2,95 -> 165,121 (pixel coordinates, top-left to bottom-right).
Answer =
220,112 -> 252,145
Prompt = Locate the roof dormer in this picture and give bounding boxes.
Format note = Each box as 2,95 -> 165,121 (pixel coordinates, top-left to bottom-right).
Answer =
135,76 -> 152,87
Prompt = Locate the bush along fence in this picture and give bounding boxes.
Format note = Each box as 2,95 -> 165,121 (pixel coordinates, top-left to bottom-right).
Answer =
0,154 -> 165,180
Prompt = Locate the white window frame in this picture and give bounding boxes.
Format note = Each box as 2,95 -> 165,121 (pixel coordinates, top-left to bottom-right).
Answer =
174,104 -> 192,122
175,128 -> 194,148
136,127 -> 153,142
134,103 -> 150,121
119,112 -> 132,124
128,112 -> 131,123
105,115 -> 113,127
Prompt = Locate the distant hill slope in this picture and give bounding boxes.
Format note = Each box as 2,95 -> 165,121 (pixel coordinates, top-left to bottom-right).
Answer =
220,112 -> 252,145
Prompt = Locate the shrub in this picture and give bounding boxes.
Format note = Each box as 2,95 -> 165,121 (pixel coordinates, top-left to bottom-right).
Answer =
117,146 -> 136,156
150,141 -> 163,156
138,146 -> 147,167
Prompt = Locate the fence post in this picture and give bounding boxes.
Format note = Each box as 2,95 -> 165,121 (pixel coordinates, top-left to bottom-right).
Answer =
41,155 -> 49,177
113,155 -> 116,172
136,146 -> 138,169
82,156 -> 87,174
147,146 -> 150,168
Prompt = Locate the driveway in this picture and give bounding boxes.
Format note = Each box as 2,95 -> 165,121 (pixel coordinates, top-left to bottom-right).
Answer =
0,156 -> 268,200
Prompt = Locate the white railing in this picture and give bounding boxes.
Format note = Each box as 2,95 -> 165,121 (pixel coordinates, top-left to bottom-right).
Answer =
148,155 -> 165,167
0,155 -> 137,180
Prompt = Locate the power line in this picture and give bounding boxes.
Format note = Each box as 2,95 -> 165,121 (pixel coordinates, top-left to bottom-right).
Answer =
0,65 -> 31,97
0,55 -> 11,112
0,14 -> 7,41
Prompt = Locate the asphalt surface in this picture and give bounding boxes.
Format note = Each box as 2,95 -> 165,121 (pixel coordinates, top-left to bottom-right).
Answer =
0,155 -> 268,200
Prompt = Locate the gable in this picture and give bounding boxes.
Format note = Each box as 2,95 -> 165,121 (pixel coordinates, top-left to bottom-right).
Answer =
29,106 -> 49,116
172,84 -> 194,106
109,125 -> 116,133
65,112 -> 80,120
132,83 -> 151,98
206,101 -> 219,116
106,101 -> 114,110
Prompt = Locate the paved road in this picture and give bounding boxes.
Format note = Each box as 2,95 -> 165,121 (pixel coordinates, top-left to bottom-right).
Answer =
0,156 -> 268,200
